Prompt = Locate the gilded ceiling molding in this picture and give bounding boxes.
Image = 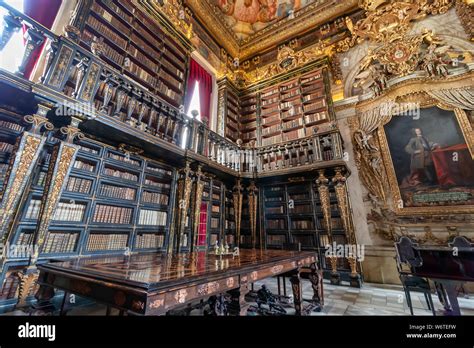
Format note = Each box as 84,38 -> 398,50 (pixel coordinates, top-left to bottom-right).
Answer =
238,0 -> 359,59
225,42 -> 335,87
185,0 -> 358,60
455,0 -> 474,41
185,0 -> 240,57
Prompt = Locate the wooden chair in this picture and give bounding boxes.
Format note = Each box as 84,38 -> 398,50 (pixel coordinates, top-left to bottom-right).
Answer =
394,237 -> 436,316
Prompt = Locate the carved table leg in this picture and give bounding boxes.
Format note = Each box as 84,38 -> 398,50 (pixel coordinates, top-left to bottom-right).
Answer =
32,283 -> 56,315
228,282 -> 250,316
305,262 -> 324,313
290,270 -> 303,316
59,291 -> 69,316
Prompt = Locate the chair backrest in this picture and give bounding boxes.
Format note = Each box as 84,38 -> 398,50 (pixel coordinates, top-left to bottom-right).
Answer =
449,236 -> 474,249
394,236 -> 423,270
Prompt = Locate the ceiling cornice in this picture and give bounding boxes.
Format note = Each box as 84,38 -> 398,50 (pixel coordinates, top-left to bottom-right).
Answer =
185,0 -> 240,58
185,0 -> 359,59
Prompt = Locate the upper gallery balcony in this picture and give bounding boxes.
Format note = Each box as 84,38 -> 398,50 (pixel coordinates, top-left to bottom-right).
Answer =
0,0 -> 347,178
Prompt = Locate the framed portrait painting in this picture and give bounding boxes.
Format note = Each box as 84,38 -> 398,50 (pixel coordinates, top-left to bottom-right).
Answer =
379,106 -> 474,214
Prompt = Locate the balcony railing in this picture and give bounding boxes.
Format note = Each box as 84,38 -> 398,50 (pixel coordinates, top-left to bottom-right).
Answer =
256,130 -> 343,174
0,1 -> 345,176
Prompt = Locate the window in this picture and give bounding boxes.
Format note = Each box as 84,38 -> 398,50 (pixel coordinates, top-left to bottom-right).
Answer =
0,0 -> 25,72
181,82 -> 202,149
186,81 -> 201,121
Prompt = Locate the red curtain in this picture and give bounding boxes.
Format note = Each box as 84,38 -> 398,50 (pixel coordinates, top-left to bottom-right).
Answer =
431,144 -> 474,186
185,58 -> 213,125
197,202 -> 208,246
23,0 -> 62,79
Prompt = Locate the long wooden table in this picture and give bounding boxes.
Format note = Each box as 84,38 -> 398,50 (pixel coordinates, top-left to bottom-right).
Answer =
35,249 -> 323,316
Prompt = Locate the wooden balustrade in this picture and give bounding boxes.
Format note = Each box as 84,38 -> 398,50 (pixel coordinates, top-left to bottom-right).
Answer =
0,2 -> 344,177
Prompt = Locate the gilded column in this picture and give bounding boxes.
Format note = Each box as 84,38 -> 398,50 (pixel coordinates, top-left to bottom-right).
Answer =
248,181 -> 258,249
332,167 -> 361,287
17,123 -> 82,309
233,179 -> 243,247
173,161 -> 193,252
0,111 -> 53,264
191,166 -> 204,251
316,169 -> 332,239
316,169 -> 340,285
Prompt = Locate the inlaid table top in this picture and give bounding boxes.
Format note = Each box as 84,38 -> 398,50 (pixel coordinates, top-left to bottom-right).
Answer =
38,249 -> 317,291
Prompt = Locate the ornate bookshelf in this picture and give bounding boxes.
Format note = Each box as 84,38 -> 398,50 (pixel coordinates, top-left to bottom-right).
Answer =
12,137 -> 177,259
261,178 -> 349,274
80,0 -> 188,107
247,68 -> 332,147
239,92 -> 258,147
0,0 -> 355,309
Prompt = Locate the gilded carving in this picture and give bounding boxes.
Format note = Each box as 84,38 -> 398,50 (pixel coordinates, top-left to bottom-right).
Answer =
149,298 -> 165,308
16,270 -> 39,308
31,143 -> 78,264
0,134 -> 46,245
80,62 -> 101,102
316,169 -> 332,236
271,265 -> 284,274
174,289 -> 188,303
455,0 -> 474,41
176,162 -> 193,250
233,179 -> 243,247
332,168 -> 356,245
47,45 -> 74,88
247,181 -> 258,248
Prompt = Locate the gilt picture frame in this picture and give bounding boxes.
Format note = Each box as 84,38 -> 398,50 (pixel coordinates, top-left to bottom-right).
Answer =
378,104 -> 474,215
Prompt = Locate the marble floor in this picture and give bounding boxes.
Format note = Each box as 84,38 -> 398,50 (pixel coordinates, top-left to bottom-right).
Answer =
252,278 -> 474,316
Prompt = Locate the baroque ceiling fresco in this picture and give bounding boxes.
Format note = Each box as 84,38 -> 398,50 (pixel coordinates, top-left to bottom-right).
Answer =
184,0 -> 359,59
214,0 -> 319,41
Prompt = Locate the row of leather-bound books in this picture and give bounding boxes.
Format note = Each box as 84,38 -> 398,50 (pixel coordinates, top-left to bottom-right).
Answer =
135,233 -> 165,249
87,233 -> 128,251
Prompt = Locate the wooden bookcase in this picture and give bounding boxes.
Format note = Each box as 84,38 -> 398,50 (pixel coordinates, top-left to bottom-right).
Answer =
239,92 -> 258,147
224,189 -> 236,246
0,114 -> 25,189
238,68 -> 332,147
178,177 -> 236,252
80,0 -> 188,107
12,137 -> 177,258
261,179 -> 349,273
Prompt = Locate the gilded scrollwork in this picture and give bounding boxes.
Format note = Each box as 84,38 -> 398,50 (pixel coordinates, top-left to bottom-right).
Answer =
0,133 -> 46,248
332,168 -> 356,245
316,169 -> 332,236
247,181 -> 258,248
31,143 -> 78,265
176,162 -> 193,250
233,179 -> 243,247
455,0 -> 474,41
